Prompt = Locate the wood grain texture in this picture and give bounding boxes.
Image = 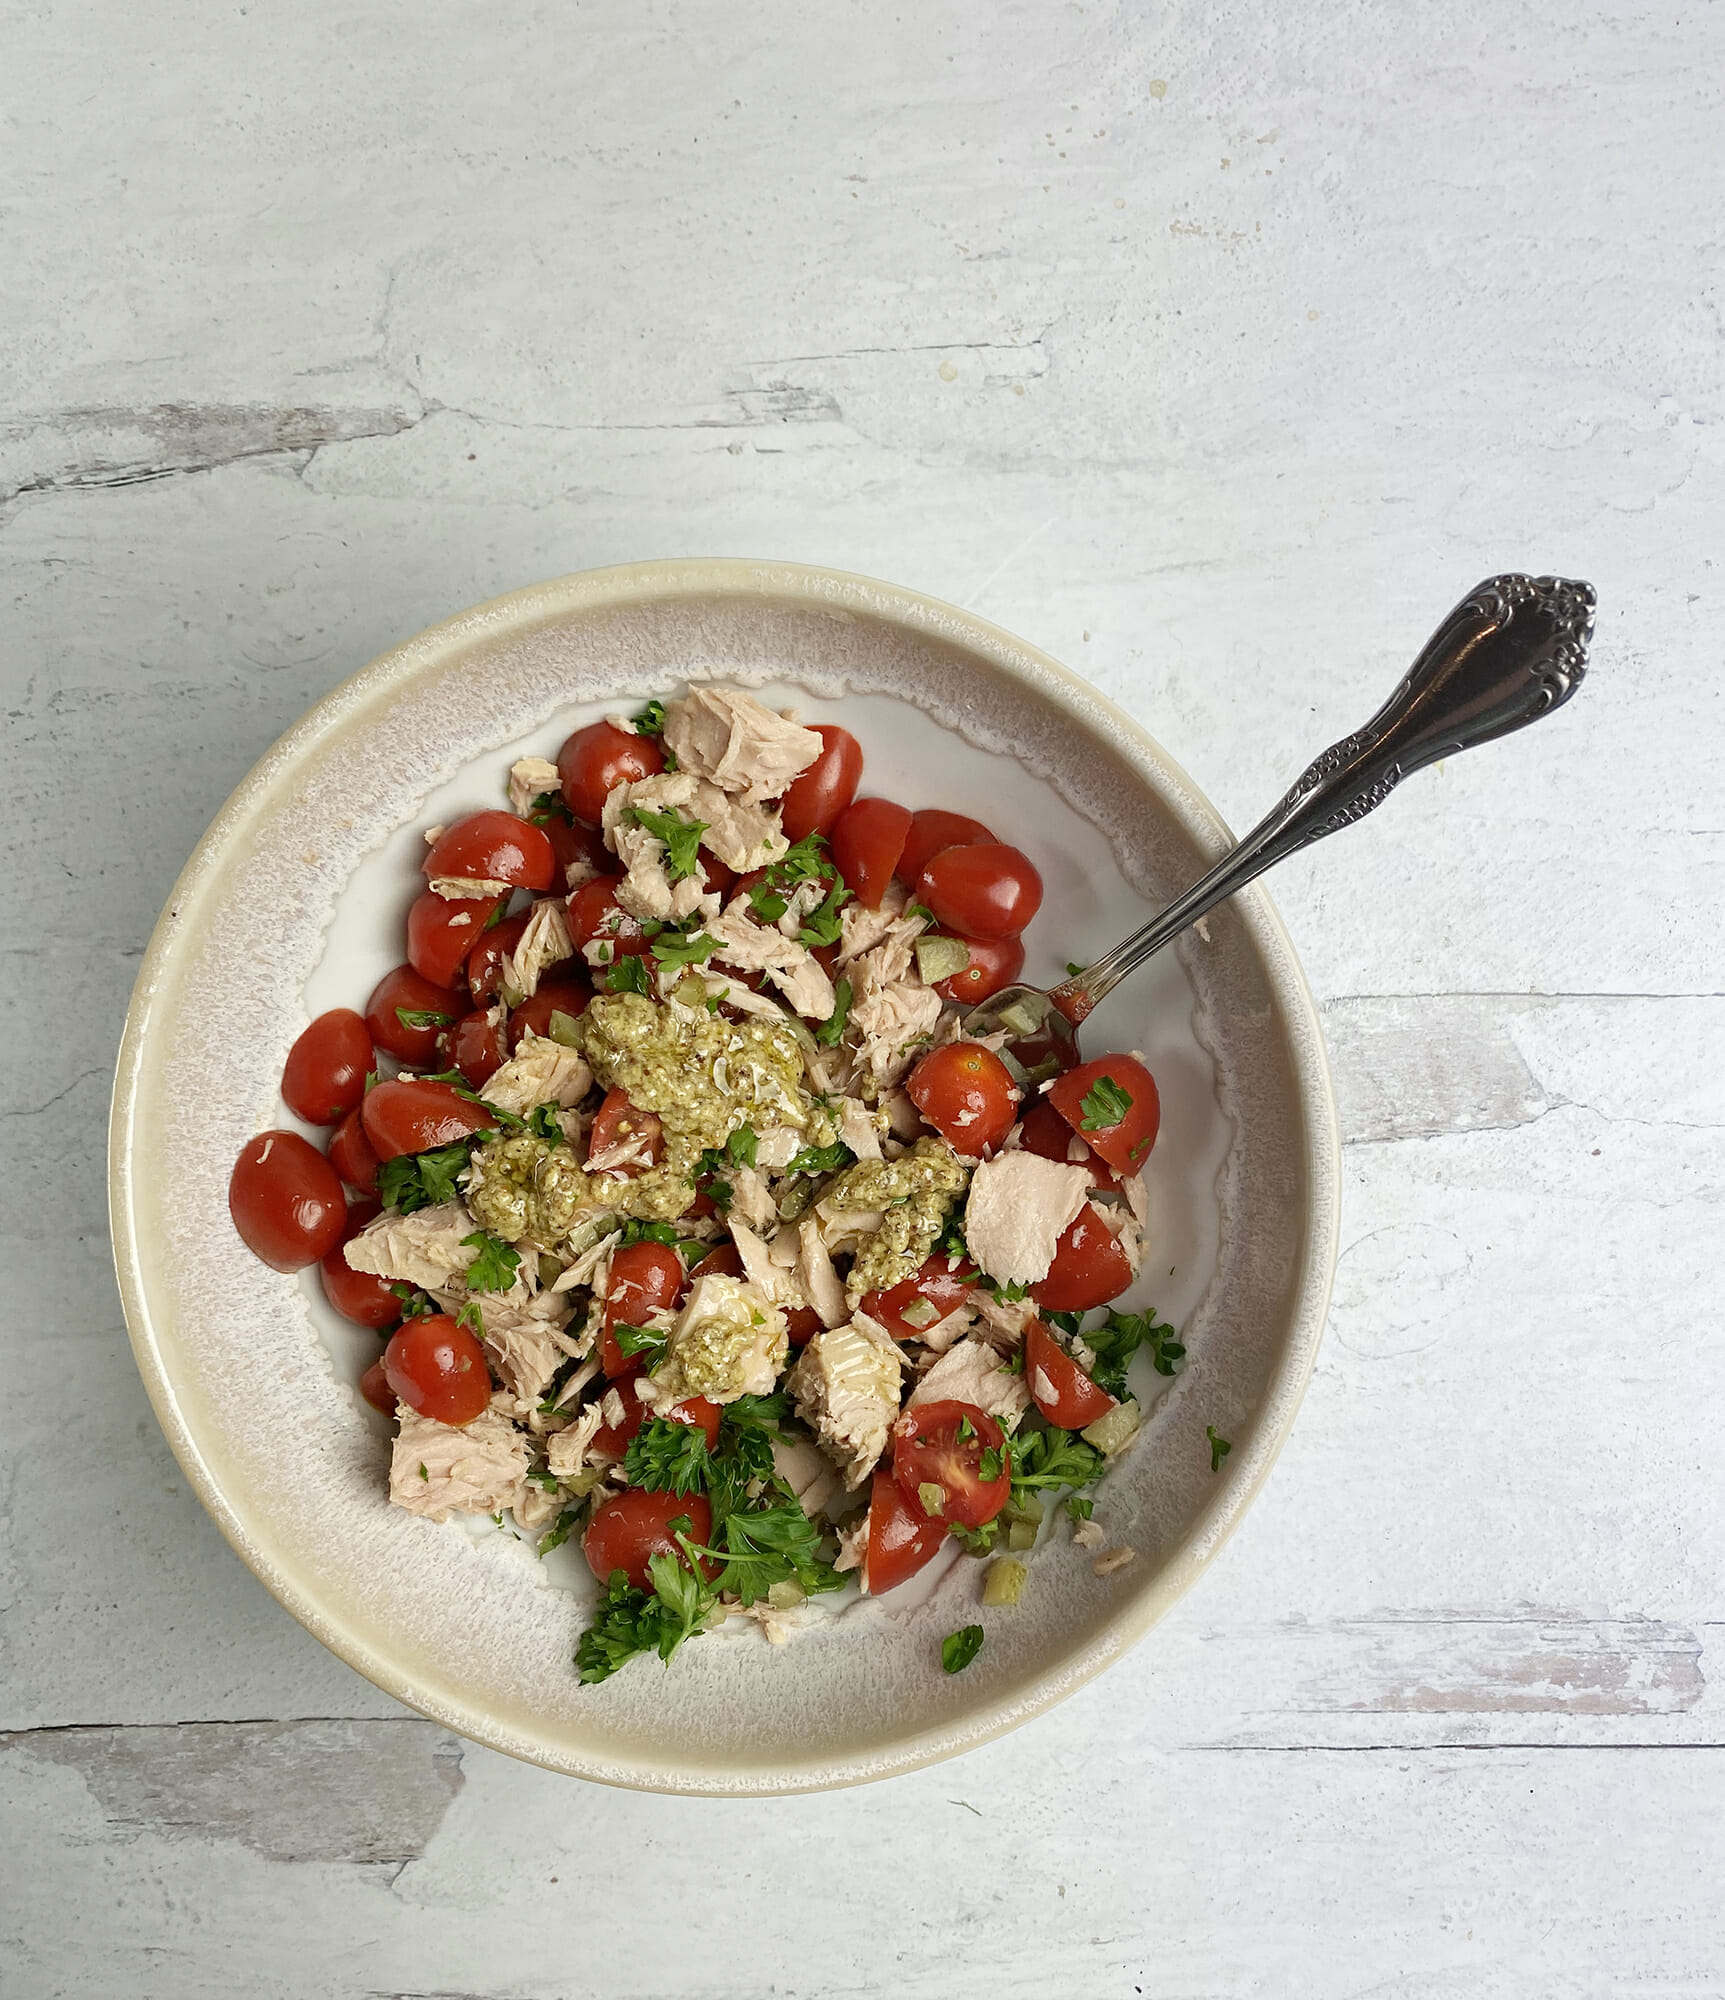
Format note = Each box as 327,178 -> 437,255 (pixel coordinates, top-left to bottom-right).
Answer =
3,0 -> 1721,1988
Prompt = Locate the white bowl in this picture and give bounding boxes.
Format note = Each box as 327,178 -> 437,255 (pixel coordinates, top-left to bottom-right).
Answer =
109,559 -> 1339,1794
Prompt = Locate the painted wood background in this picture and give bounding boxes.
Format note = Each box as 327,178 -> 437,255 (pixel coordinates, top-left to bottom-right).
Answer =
3,2 -> 1721,1993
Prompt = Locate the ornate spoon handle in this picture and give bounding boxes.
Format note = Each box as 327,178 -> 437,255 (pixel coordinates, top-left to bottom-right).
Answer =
1051,573 -> 1596,1023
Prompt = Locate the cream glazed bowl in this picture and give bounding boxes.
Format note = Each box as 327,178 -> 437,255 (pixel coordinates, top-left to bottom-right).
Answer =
109,559 -> 1340,1794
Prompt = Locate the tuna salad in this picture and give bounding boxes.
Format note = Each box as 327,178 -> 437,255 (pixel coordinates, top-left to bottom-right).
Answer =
229,685 -> 1185,1681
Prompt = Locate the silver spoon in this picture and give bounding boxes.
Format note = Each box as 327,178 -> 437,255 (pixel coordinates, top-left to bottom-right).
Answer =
964,572 -> 1597,1054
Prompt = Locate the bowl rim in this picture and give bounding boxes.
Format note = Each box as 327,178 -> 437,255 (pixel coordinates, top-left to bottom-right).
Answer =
108,556 -> 1340,1792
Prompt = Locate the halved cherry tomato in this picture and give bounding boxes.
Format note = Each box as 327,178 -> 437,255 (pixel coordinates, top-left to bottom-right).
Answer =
440,1009 -> 507,1089
1030,1203 -> 1136,1312
601,1240 -> 685,1377
700,852 -> 738,898
508,975 -> 590,1050
280,1009 -> 373,1126
381,1313 -> 492,1425
1018,1096 -> 1116,1187
786,1306 -> 822,1345
1024,1319 -> 1116,1429
407,889 -> 505,990
365,964 -> 463,1064
358,1359 -> 396,1415
916,842 -> 1043,940
360,1078 -> 493,1161
584,1489 -> 715,1592
830,797 -> 912,910
423,811 -> 556,891
328,1105 -> 382,1191
863,1467 -> 949,1594
229,1130 -> 348,1271
781,725 -> 863,843
685,1241 -> 744,1286
558,721 -> 664,826
897,808 -> 998,885
587,1088 -> 664,1172
320,1214 -> 402,1330
905,1042 -> 1018,1158
565,876 -> 652,960
891,1399 -> 1011,1527
931,932 -> 1025,1009
465,909 -> 530,1004
862,1252 -> 980,1339
539,807 -> 611,885
589,1376 -> 722,1458
1047,1054 -> 1161,1175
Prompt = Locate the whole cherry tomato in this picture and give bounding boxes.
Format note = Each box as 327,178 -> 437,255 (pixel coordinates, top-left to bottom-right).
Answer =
584,1489 -> 715,1592
358,1359 -> 396,1415
381,1313 -> 492,1425
897,808 -> 998,885
229,1130 -> 347,1272
1047,1054 -> 1161,1176
440,1009 -> 507,1089
507,974 -> 590,1050
280,1008 -> 374,1126
601,1239 -> 685,1377
932,932 -> 1025,1009
359,1078 -> 494,1161
557,720 -> 664,826
905,1042 -> 1018,1158
320,1209 -> 402,1329
328,1105 -> 382,1192
863,1466 -> 949,1594
780,726 -> 864,843
423,811 -> 556,890
830,797 -> 912,910
891,1399 -> 1011,1527
786,1306 -> 822,1345
565,877 -> 651,960
365,964 -> 463,1064
407,889 -> 505,990
1030,1203 -> 1136,1312
916,842 -> 1043,940
587,1088 -> 664,1171
862,1252 -> 980,1339
1024,1319 -> 1115,1429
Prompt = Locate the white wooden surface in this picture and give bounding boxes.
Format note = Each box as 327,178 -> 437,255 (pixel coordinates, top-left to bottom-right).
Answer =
4,2 -> 1722,1993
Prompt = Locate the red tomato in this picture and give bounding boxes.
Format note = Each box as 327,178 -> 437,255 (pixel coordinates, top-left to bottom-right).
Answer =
584,1489 -> 714,1592
508,975 -> 590,1050
423,810 -> 556,891
465,910 -> 529,1004
359,1359 -> 396,1415
685,1241 -> 744,1286
905,1042 -> 1018,1158
1020,1095 -> 1083,1163
280,1008 -> 373,1126
916,842 -> 1043,940
700,851 -> 737,897
557,720 -> 664,827
440,1009 -> 507,1089
320,1220 -> 402,1330
780,725 -> 864,843
328,1106 -> 382,1191
541,810 -> 611,886
382,1313 -> 492,1425
365,964 -> 463,1064
830,797 -> 912,910
601,1240 -> 685,1377
863,1467 -> 949,1594
360,1078 -> 494,1161
786,1306 -> 822,1345
932,932 -> 1025,1009
862,1252 -> 979,1340
1031,1203 -> 1136,1312
587,1088 -> 664,1173
229,1130 -> 347,1271
1047,1054 -> 1161,1175
890,1399 -> 1011,1527
897,808 -> 998,885
407,889 -> 504,990
565,876 -> 652,959
1024,1319 -> 1115,1428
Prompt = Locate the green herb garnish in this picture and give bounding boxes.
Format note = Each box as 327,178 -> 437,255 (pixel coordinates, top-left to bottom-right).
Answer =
942,1625 -> 985,1674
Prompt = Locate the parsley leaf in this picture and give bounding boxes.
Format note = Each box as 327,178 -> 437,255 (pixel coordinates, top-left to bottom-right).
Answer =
691,1493 -> 843,1606
1007,1425 -> 1106,1497
1078,1075 -> 1134,1132
604,953 -> 653,996
767,832 -> 833,887
526,1103 -> 564,1142
783,1139 -> 854,1178
1083,1306 -> 1185,1399
619,1218 -> 678,1250
613,1321 -> 668,1363
813,976 -> 853,1046
574,1557 -> 715,1683
377,1138 -> 478,1213
795,879 -> 852,947
538,1506 -> 581,1555
942,1625 -> 985,1674
633,698 -> 668,735
455,1299 -> 484,1334
1066,961 -> 1086,977
747,881 -> 790,923
1207,1425 -> 1232,1472
529,790 -> 573,827
395,1005 -> 455,1031
651,929 -> 717,973
624,1417 -> 713,1496
461,1230 -> 521,1293
629,805 -> 706,881
389,1284 -> 437,1319
695,1126 -> 759,1177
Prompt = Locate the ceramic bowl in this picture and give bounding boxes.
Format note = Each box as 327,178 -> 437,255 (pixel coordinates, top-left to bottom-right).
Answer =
109,559 -> 1339,1793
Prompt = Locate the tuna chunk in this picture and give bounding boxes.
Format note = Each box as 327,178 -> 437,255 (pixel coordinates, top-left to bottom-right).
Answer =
609,770 -> 787,875
961,1151 -> 1092,1287
640,1273 -> 788,1407
545,1401 -> 604,1479
480,1033 -> 593,1118
708,902 -> 837,1022
499,897 -> 574,1000
847,948 -> 943,1088
344,1201 -> 475,1291
908,1336 -> 1032,1430
389,1407 -> 530,1521
788,1314 -> 905,1487
834,1097 -> 884,1161
770,1433 -> 843,1520
795,1216 -> 849,1328
467,1292 -> 575,1409
728,1220 -> 806,1310
661,686 -> 823,804
507,755 -> 562,818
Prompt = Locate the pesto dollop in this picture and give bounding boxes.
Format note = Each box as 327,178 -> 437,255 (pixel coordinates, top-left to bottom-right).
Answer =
827,1136 -> 971,1299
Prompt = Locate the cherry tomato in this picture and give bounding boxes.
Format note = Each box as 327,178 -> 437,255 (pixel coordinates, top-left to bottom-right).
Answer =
557,720 -> 664,827
905,1042 -> 1018,1158
584,1489 -> 715,1592
407,889 -> 505,990
932,932 -> 1025,1009
423,810 -> 556,891
1030,1203 -> 1136,1312
601,1240 -> 685,1377
685,1241 -> 744,1286
780,725 -> 863,843
508,974 -> 591,1050
320,1215 -> 402,1330
862,1252 -> 980,1340
382,1313 -> 492,1425
1024,1319 -> 1116,1429
440,1009 -> 507,1089
1021,1095 -> 1083,1163
897,808 -> 998,885
916,842 -> 1043,940
891,1399 -> 1011,1527
280,1008 -> 374,1126
359,1359 -> 396,1415
466,910 -> 530,1004
863,1467 -> 949,1594
328,1106 -> 382,1191
540,808 -> 611,886
830,797 -> 912,910
565,876 -> 652,961
786,1306 -> 822,1345
1047,1054 -> 1161,1176
360,1078 -> 494,1161
699,851 -> 737,897
365,964 -> 463,1065
587,1088 -> 664,1173
229,1130 -> 347,1272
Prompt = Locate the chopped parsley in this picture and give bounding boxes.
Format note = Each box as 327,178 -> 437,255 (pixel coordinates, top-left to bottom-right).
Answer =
1082,1306 -> 1185,1399
689,1493 -> 843,1607
612,1321 -> 668,1364
1066,961 -> 1086,977
813,976 -> 853,1046
942,1625 -> 985,1674
389,1284 -> 438,1319
629,805 -> 706,881
783,1139 -> 854,1178
633,698 -> 668,735
696,1126 -> 759,1176
650,927 -> 718,973
1078,1075 -> 1134,1132
538,1507 -> 581,1555
1207,1425 -> 1232,1473
624,1417 -> 713,1496
526,1102 -> 565,1142
455,1299 -> 484,1334
395,1006 -> 455,1032
461,1230 -> 521,1293
377,1137 -> 478,1213
528,790 -> 573,827
795,879 -> 851,947
604,953 -> 653,996
575,1553 -> 714,1683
